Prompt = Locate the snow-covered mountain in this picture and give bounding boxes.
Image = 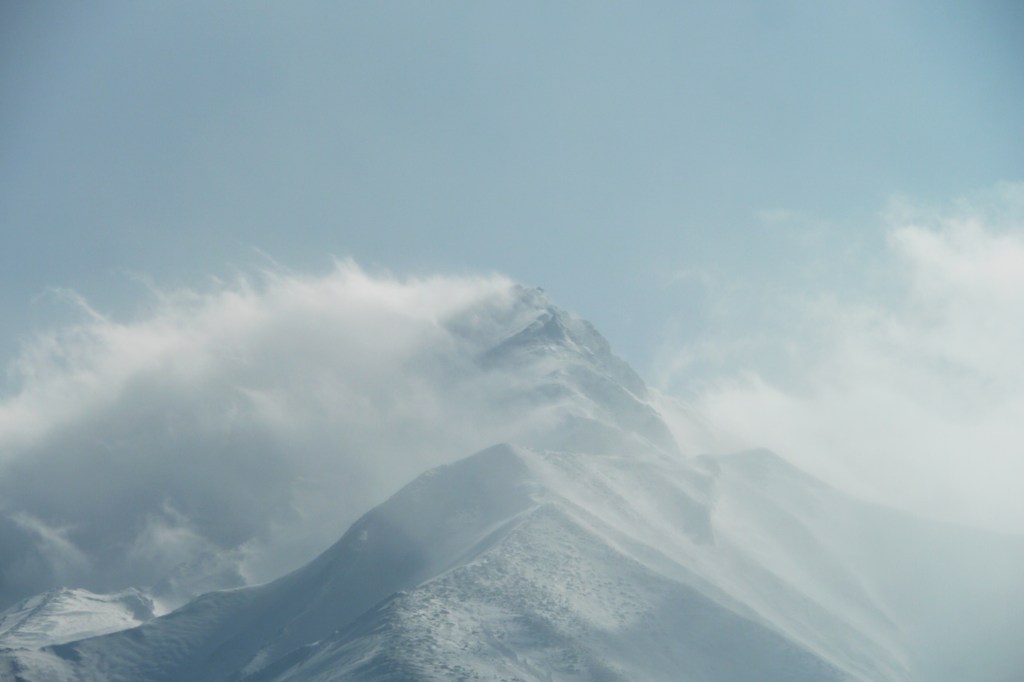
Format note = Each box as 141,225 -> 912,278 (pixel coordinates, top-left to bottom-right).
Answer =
7,444 -> 1024,681
0,588 -> 154,651
452,286 -> 679,457
0,283 -> 679,612
3,288 -> 1023,681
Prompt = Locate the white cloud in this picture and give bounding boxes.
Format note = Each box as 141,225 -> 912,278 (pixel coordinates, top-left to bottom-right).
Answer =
658,183 -> 1024,533
0,262 -> 572,608
10,512 -> 91,581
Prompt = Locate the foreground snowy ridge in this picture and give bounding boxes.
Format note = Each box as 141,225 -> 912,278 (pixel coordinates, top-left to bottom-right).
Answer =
0,588 -> 154,650
3,289 -> 1023,681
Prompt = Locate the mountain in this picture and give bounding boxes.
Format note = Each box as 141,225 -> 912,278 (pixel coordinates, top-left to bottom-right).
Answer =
0,587 -> 154,651
448,285 -> 679,456
0,284 -> 680,616
6,444 -> 1024,681
3,290 -> 1024,681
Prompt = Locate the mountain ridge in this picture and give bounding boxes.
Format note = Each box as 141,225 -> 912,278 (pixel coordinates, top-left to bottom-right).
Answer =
3,290 -> 1024,681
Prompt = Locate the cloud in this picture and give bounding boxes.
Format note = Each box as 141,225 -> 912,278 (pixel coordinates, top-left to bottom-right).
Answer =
658,183 -> 1024,534
0,262 -> 574,609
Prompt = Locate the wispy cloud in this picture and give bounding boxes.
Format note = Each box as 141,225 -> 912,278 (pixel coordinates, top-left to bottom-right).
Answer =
658,183 -> 1024,533
0,262 -> 569,608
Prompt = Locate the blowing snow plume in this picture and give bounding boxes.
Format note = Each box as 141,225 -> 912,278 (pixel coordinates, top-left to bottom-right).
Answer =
0,263 -> 674,610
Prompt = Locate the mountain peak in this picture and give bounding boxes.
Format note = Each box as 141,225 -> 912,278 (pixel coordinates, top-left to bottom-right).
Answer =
449,286 -> 676,456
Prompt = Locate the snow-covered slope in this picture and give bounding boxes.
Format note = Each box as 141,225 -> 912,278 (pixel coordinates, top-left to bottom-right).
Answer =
708,449 -> 1024,682
453,285 -> 679,456
6,443 -> 1023,681
0,587 -> 154,650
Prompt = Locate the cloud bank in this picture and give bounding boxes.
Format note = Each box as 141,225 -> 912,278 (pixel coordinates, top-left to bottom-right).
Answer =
659,183 -> 1024,534
0,264 -> 581,610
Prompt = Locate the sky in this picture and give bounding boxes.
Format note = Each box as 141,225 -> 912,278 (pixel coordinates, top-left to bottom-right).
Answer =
3,1 -> 1022,366
1,1 -> 1023,607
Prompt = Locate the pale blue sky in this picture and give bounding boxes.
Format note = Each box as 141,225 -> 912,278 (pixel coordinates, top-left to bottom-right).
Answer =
2,1 -> 1022,371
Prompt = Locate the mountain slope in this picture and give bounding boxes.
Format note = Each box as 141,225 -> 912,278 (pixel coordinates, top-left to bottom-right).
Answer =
3,290 -> 1023,681
8,440 -> 1022,681
708,449 -> 1024,682
0,446 -> 852,681
240,501 -> 848,682
0,588 -> 154,650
